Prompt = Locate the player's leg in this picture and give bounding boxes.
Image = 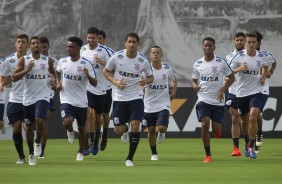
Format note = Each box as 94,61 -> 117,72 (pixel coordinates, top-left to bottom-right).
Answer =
156,109 -> 169,144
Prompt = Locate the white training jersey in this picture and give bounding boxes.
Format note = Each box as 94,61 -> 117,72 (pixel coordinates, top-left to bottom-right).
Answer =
226,49 -> 239,95
192,55 -> 232,106
23,54 -> 50,106
144,63 -> 176,113
104,46 -> 115,90
81,44 -> 112,95
57,56 -> 96,108
0,58 -> 6,104
47,55 -> 58,99
230,50 -> 268,97
260,50 -> 276,95
1,52 -> 26,103
105,49 -> 153,101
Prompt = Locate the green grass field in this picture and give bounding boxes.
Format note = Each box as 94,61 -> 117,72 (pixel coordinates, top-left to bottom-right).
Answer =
1,138 -> 282,184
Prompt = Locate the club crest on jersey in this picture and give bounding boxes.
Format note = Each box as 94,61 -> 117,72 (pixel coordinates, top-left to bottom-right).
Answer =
256,60 -> 261,67
77,66 -> 83,73
138,58 -> 144,62
212,66 -> 217,73
113,117 -> 119,125
97,49 -> 102,52
40,63 -> 46,71
134,63 -> 140,71
10,59 -> 15,63
162,74 -> 167,80
118,55 -> 123,59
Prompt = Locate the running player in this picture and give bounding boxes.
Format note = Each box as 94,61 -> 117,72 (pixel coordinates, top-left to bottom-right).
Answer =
226,32 -> 245,156
192,37 -> 235,162
57,36 -> 97,161
143,45 -> 177,161
103,33 -> 154,166
80,27 -> 112,155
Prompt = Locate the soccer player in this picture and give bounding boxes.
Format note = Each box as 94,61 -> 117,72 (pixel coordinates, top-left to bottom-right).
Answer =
192,37 -> 235,163
57,36 -> 97,161
103,33 -> 154,166
0,58 -> 6,134
97,29 -> 115,151
230,32 -> 268,159
143,46 -> 177,161
226,32 -> 245,156
38,36 -> 58,158
12,36 -> 57,165
80,27 -> 112,155
0,34 -> 33,165
253,31 -> 276,153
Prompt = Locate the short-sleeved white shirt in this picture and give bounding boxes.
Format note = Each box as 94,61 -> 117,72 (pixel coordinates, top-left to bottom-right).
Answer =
192,55 -> 232,106
1,52 -> 25,103
81,44 -> 112,95
57,56 -> 96,107
260,50 -> 276,95
23,54 -> 50,106
230,50 -> 268,97
144,63 -> 176,113
105,49 -> 153,101
226,49 -> 239,95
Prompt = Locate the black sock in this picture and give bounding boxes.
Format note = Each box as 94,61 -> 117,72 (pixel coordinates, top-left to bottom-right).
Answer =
126,132 -> 140,161
150,145 -> 157,155
250,139 -> 255,148
244,135 -> 249,145
204,145 -> 211,156
85,133 -> 89,147
41,144 -> 46,153
102,128 -> 108,140
27,140 -> 34,155
78,148 -> 83,153
13,132 -> 25,158
94,130 -> 100,147
233,138 -> 239,148
89,132 -> 94,144
35,132 -> 42,144
257,130 -> 262,136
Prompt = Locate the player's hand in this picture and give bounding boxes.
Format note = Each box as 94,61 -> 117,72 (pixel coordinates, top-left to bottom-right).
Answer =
0,85 -> 4,92
260,77 -> 265,86
193,84 -> 201,92
169,89 -> 176,101
216,90 -> 224,103
83,66 -> 89,76
115,78 -> 126,90
240,61 -> 248,71
50,78 -> 57,90
139,76 -> 146,87
57,82 -> 63,91
94,55 -> 105,65
27,60 -> 35,71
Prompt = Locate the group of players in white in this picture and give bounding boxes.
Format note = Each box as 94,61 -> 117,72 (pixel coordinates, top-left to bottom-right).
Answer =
192,31 -> 276,162
0,27 -> 177,167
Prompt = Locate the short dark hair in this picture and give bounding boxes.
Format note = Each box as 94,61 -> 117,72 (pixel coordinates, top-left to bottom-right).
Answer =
30,36 -> 40,43
234,32 -> 245,39
40,37 -> 49,45
245,32 -> 257,39
202,37 -> 215,45
17,34 -> 29,42
68,36 -> 83,47
87,27 -> 99,35
150,45 -> 162,54
98,30 -> 106,39
125,33 -> 139,43
253,31 -> 263,43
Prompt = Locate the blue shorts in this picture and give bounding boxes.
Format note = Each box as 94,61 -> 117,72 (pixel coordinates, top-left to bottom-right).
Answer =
0,104 -> 4,120
6,102 -> 24,124
60,103 -> 87,126
23,100 -> 49,125
87,91 -> 105,114
196,101 -> 225,124
112,99 -> 144,126
103,89 -> 112,113
226,93 -> 238,110
143,109 -> 169,127
259,94 -> 269,112
237,93 -> 265,116
48,98 -> 56,112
